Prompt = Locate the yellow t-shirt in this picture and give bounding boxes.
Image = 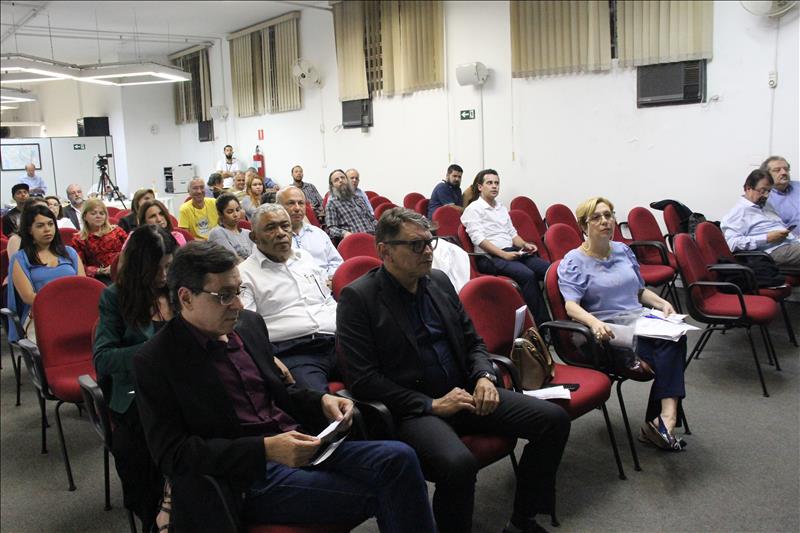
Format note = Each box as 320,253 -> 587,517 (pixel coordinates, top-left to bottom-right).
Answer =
179,198 -> 219,240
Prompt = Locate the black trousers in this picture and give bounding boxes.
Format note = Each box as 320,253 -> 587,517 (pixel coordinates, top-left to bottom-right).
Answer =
395,388 -> 571,533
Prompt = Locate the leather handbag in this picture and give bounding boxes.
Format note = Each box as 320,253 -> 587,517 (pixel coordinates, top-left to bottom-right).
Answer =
510,327 -> 555,390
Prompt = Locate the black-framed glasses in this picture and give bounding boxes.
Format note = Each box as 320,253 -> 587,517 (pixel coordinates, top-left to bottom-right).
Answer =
587,211 -> 616,223
383,237 -> 439,254
197,286 -> 243,306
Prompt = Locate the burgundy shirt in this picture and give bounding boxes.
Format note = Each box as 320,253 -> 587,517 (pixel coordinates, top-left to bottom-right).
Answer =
188,324 -> 299,437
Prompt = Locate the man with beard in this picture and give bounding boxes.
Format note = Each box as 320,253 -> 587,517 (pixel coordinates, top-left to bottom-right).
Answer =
290,165 -> 325,222
217,145 -> 247,188
325,169 -> 377,242
63,183 -> 85,229
722,169 -> 800,268
345,168 -> 374,215
428,164 -> 464,218
762,156 -> 799,238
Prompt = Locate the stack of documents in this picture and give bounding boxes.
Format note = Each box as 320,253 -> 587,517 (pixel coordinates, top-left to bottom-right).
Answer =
634,309 -> 699,341
523,387 -> 572,400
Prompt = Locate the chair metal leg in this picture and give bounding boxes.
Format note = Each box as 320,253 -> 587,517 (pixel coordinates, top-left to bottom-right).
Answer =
600,404 -> 626,480
54,401 -> 77,491
745,328 -> 769,397
668,280 -> 683,314
760,326 -> 781,371
38,394 -> 48,454
686,326 -> 714,369
508,450 -> 518,477
103,448 -> 112,510
615,380 -> 641,472
8,346 -> 22,406
677,400 -> 691,435
127,510 -> 138,533
779,301 -> 798,347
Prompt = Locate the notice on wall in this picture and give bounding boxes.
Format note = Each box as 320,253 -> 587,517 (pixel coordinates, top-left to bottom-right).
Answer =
459,109 -> 476,120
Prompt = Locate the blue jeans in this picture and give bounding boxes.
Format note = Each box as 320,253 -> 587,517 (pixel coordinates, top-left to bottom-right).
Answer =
476,249 -> 551,325
243,440 -> 436,533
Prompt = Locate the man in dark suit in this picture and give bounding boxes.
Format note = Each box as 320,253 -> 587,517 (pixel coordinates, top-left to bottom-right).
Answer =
337,208 -> 571,533
134,241 -> 435,533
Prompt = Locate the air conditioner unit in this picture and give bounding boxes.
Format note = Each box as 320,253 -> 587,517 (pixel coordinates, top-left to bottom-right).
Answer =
637,60 -> 706,108
342,99 -> 373,129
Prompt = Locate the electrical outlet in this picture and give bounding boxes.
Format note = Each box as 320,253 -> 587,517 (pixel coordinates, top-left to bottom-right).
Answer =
768,71 -> 778,88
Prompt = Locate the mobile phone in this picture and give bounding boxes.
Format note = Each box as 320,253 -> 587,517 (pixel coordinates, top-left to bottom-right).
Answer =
545,383 -> 580,391
787,225 -> 797,232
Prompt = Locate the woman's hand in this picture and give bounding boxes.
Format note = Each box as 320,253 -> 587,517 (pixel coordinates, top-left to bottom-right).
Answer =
591,321 -> 615,343
660,301 -> 675,317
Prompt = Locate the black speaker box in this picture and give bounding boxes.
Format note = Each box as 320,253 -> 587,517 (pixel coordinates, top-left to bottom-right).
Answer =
77,116 -> 110,137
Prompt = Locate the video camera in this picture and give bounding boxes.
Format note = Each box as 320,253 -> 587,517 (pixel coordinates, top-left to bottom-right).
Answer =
96,153 -> 112,169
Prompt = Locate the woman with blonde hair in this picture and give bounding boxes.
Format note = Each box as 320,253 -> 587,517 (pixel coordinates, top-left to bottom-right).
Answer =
241,173 -> 265,220
72,198 -> 127,283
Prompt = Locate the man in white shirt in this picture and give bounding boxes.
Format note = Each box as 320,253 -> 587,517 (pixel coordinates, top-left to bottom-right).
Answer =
18,163 -> 47,196
239,203 -> 339,391
762,156 -> 800,238
277,186 -> 343,279
216,145 -> 247,188
461,169 -> 551,325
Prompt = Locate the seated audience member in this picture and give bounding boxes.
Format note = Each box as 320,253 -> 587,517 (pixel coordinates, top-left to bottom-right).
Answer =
229,171 -> 248,200
208,193 -> 253,262
462,174 -> 482,208
345,168 -> 374,215
206,173 -> 225,198
72,198 -> 127,283
290,165 -> 325,222
3,183 -> 30,237
17,163 -> 47,196
133,241 -> 434,532
461,169 -> 550,325
7,204 -> 85,340
325,169 -> 377,242
179,178 -> 219,240
63,183 -> 85,229
239,204 -> 338,391
722,169 -> 800,268
242,174 -> 265,219
136,200 -> 187,246
762,155 -> 799,237
428,164 -> 464,219
118,188 -> 155,233
431,235 -> 470,293
277,186 -> 342,278
45,195 -> 77,229
5,198 -> 50,261
337,207 -> 570,533
93,225 -> 178,531
558,196 -> 688,451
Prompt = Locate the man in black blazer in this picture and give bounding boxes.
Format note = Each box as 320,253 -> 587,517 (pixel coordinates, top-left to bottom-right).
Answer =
337,208 -> 571,533
134,241 -> 435,533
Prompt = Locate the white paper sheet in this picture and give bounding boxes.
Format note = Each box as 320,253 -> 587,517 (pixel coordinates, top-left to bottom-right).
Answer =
523,386 -> 572,400
513,305 -> 528,339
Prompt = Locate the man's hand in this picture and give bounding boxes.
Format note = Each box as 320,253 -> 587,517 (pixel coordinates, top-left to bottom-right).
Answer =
273,357 -> 295,385
521,242 -> 538,254
473,378 -> 499,416
767,229 -> 790,243
431,387 -> 476,417
500,251 -> 520,261
264,431 -> 320,467
321,394 -> 354,430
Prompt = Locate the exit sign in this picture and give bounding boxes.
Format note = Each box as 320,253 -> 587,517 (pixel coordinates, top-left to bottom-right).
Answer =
459,109 -> 475,120
73,143 -> 85,150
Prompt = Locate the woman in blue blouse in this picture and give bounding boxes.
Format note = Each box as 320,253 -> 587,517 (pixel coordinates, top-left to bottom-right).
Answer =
557,197 -> 687,452
7,204 -> 85,340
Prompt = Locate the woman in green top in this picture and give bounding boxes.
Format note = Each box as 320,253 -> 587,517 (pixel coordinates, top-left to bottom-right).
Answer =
93,224 -> 178,532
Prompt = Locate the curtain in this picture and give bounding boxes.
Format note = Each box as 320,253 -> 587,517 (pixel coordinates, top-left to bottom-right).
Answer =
333,1 -> 369,101
230,34 -> 257,117
273,18 -> 301,113
510,0 -> 612,78
172,48 -> 212,124
617,0 -> 713,67
395,0 -> 444,94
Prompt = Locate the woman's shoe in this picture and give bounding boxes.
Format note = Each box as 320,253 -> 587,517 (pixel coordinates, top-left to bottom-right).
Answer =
639,417 -> 681,451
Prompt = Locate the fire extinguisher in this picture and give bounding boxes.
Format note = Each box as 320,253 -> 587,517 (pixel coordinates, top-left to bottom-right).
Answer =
253,145 -> 265,178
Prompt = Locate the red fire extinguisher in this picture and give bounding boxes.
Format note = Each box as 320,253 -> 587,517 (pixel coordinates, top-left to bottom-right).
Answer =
253,145 -> 265,178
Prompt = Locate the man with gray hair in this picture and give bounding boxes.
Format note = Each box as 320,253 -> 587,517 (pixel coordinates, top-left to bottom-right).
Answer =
17,162 -> 47,196
63,183 -> 84,229
239,203 -> 339,391
762,155 -> 799,237
325,168 -> 377,242
345,168 -> 374,215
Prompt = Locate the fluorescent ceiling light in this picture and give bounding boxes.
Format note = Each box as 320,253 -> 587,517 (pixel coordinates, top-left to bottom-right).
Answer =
0,88 -> 38,103
79,62 -> 191,86
1,105 -> 19,110
1,55 -> 77,84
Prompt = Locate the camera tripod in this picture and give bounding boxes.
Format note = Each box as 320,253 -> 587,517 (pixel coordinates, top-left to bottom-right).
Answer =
95,155 -> 127,209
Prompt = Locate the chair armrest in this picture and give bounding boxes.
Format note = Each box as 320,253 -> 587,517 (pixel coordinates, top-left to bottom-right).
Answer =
0,307 -> 25,339
487,353 -> 521,392
687,281 -> 748,321
733,250 -> 772,260
627,240 -> 670,265
538,320 -> 605,370
707,264 -> 758,293
337,390 -> 396,440
17,338 -> 48,395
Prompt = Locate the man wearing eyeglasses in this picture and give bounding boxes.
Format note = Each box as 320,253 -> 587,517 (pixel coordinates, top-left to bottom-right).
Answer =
337,207 -> 571,533
762,156 -> 799,238
722,169 -> 800,269
133,240 -> 435,532
238,203 -> 340,392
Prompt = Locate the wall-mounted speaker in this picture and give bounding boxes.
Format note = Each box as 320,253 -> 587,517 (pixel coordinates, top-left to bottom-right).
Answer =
456,62 -> 489,86
77,116 -> 110,137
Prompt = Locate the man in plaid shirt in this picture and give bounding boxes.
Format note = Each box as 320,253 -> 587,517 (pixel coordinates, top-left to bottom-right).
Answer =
325,169 -> 377,242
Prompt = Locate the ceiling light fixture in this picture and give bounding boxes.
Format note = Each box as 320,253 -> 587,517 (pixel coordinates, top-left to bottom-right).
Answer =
0,87 -> 38,103
78,62 -> 191,86
1,54 -> 78,84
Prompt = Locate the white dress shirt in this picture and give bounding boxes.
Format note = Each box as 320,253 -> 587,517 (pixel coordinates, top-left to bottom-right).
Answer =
217,158 -> 247,187
721,196 -> 798,254
238,247 -> 337,342
431,238 -> 470,293
292,223 -> 343,278
460,197 -> 518,253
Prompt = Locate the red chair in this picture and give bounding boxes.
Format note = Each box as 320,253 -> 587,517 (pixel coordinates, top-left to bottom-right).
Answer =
509,209 -> 550,262
369,196 -> 392,210
17,276 -> 107,490
116,209 -> 132,220
106,206 -> 121,217
413,198 -> 429,217
174,227 -> 195,242
460,276 -> 626,479
305,203 -> 321,228
545,203 -> 581,236
542,223 -> 582,262
364,190 -> 379,200
510,196 -> 547,237
457,224 -> 486,279
662,204 -> 682,250
431,205 -> 462,238
674,234 -> 781,397
403,192 -> 425,210
169,214 -> 179,228
694,222 -> 796,347
59,227 -> 78,247
337,233 -> 378,261
331,256 -> 381,300
373,202 -> 397,221
322,192 -> 330,208
238,219 -> 252,230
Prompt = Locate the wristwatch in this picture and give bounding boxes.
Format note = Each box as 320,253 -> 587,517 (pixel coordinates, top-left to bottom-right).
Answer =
478,372 -> 497,384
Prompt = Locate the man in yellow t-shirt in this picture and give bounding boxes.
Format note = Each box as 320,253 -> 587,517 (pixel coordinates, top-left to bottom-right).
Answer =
179,177 -> 219,240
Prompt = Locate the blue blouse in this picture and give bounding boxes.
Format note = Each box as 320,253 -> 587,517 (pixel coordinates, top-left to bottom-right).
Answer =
557,241 -> 645,320
6,246 -> 80,341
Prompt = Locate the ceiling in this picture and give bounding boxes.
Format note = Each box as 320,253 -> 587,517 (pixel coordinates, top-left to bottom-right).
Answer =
1,1 -> 331,65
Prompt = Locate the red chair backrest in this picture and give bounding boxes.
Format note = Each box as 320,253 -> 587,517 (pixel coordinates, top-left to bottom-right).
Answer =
337,233 -> 378,261
612,224 -> 631,245
106,206 -> 121,217
331,256 -> 382,300
663,204 -> 682,238
543,260 -> 585,362
322,192 -> 330,208
59,227 -> 78,247
460,276 -> 532,355
543,223 -> 582,262
457,224 -> 483,279
117,209 -> 132,219
627,207 -> 669,265
403,192 -> 426,210
305,203 -> 321,228
414,198 -> 429,217
694,221 -> 735,267
365,190 -> 379,200
510,196 -> 547,237
673,233 -> 715,303
174,227 -> 195,242
509,209 -> 549,262
432,205 -> 462,238
169,214 -> 179,228
545,203 -> 581,236
238,219 -> 252,230
374,202 -> 397,221
369,196 -> 392,210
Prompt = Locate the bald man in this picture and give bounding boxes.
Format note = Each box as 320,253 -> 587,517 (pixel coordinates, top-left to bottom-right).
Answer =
18,163 -> 46,196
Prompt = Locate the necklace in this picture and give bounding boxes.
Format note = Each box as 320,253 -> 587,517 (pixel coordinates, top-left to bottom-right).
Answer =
581,242 -> 611,260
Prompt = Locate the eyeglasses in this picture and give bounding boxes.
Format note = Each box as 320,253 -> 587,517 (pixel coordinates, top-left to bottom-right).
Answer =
587,211 -> 616,223
197,286 -> 243,306
383,237 -> 439,254
755,187 -> 772,195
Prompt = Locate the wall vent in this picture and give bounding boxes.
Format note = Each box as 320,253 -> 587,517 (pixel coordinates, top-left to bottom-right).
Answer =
637,60 -> 706,108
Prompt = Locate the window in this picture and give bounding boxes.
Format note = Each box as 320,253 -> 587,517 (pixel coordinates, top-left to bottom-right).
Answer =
172,47 -> 212,124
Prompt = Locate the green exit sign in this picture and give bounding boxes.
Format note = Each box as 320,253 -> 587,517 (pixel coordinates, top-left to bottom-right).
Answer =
459,109 -> 475,120
73,144 -> 85,150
